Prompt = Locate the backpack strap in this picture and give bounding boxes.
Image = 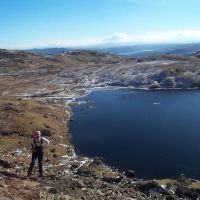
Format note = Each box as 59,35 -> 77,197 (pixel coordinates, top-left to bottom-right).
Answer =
32,138 -> 43,149
31,138 -> 36,149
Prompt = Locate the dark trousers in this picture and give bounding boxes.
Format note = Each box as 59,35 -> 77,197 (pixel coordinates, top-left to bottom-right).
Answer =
28,151 -> 43,176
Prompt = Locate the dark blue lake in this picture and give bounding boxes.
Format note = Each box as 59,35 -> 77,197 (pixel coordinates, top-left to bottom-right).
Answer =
69,89 -> 200,179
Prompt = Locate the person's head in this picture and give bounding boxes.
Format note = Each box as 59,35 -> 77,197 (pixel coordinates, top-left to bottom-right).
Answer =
36,131 -> 41,139
31,131 -> 41,140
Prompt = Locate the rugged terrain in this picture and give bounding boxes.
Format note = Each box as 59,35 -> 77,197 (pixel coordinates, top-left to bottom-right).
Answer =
1,48 -> 200,98
1,48 -> 200,199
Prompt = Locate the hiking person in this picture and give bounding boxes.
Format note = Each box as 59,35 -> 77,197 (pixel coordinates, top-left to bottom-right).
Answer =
27,131 -> 49,177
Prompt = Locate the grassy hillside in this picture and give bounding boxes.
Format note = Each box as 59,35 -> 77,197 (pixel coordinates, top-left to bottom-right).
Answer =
0,96 -> 69,165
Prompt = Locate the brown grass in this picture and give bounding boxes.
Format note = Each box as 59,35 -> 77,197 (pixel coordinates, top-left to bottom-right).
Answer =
0,96 -> 69,164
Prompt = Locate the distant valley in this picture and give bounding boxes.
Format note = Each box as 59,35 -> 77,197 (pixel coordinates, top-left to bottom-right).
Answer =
28,43 -> 200,57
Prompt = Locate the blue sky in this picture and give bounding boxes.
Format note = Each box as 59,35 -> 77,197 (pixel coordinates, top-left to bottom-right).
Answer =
1,0 -> 200,49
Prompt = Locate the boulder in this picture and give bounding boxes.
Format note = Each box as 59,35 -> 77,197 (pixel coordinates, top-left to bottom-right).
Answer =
103,174 -> 122,184
136,180 -> 168,196
124,170 -> 135,178
149,81 -> 161,89
77,166 -> 91,177
0,159 -> 12,168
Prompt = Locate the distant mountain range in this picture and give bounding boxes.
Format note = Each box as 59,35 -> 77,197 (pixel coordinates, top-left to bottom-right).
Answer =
26,47 -> 72,55
27,43 -> 200,57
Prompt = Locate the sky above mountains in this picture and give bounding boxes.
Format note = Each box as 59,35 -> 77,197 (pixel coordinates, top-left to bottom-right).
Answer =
1,0 -> 200,49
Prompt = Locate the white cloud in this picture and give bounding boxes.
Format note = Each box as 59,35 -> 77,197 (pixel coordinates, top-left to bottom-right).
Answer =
103,30 -> 200,44
3,30 -> 200,49
103,33 -> 129,43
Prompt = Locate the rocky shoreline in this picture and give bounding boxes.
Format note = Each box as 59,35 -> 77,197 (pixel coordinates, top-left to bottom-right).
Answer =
0,96 -> 149,200
1,48 -> 200,199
